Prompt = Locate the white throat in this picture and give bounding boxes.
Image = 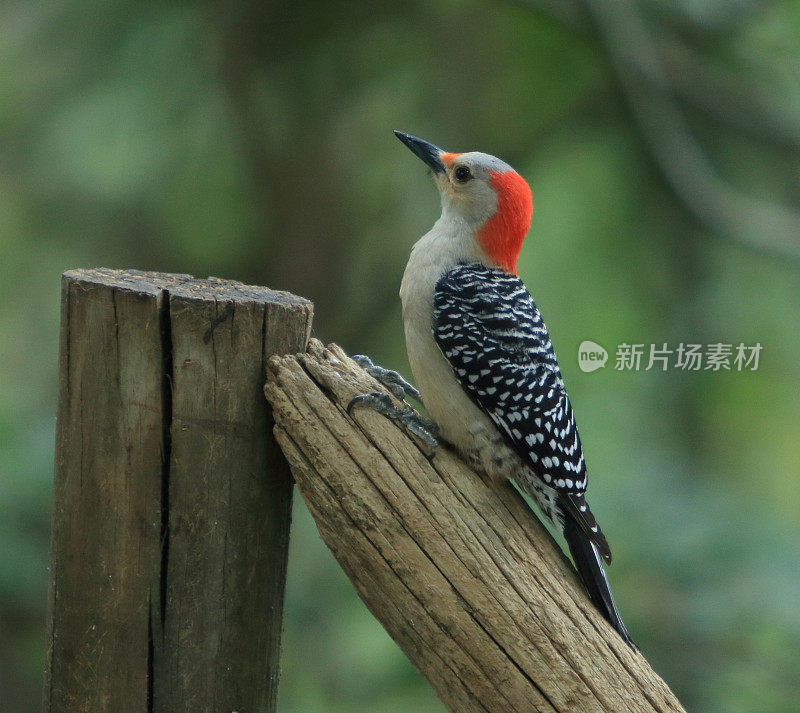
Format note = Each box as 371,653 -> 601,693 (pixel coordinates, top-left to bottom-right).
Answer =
400,214 -> 485,321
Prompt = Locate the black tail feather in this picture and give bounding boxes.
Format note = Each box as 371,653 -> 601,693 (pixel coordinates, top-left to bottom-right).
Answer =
563,513 -> 635,648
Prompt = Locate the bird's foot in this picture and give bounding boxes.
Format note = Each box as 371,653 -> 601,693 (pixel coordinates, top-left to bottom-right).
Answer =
352,354 -> 420,401
347,391 -> 439,460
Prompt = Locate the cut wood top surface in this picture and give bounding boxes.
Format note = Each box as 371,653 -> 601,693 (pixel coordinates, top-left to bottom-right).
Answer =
63,267 -> 312,306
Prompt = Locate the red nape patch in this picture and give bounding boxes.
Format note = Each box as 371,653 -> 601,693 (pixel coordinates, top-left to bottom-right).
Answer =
477,170 -> 533,274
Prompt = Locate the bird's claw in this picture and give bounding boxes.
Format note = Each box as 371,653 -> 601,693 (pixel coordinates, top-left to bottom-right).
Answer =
347,392 -> 386,416
347,391 -> 439,459
352,354 -> 421,401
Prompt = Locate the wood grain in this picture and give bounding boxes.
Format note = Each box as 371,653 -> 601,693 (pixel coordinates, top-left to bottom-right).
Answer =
264,338 -> 686,713
45,268 -> 312,713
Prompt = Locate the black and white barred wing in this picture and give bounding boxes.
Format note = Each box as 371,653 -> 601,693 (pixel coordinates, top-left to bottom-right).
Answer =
433,264 -> 613,562
433,264 -> 588,492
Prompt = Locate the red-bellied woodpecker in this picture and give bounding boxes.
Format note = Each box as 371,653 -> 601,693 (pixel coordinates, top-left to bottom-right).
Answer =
352,131 -> 632,646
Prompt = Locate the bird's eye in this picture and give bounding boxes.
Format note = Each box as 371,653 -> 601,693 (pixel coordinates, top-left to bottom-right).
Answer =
454,165 -> 472,183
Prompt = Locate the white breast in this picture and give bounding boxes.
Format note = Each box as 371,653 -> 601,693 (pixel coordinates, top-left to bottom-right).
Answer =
399,217 -> 522,480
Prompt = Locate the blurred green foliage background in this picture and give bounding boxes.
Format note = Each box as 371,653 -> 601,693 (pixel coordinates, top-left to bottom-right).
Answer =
2,0 -> 799,711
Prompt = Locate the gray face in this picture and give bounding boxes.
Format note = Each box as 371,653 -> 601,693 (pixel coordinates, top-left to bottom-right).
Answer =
434,151 -> 516,226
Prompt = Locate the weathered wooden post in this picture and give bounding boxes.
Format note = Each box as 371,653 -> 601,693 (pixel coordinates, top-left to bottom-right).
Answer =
44,268 -> 312,713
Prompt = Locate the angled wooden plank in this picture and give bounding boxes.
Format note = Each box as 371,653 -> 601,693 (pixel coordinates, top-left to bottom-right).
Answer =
264,338 -> 686,713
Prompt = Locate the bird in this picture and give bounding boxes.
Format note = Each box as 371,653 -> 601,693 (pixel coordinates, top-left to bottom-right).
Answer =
353,130 -> 632,645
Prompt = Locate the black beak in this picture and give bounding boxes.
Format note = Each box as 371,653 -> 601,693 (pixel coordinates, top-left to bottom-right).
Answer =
394,131 -> 445,174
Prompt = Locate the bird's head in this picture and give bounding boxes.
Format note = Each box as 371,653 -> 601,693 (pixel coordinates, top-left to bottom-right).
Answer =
395,131 -> 533,275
